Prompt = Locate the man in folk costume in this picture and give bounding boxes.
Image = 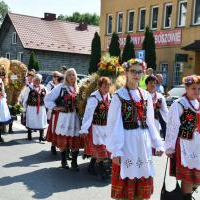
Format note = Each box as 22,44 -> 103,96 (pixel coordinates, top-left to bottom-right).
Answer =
165,75 -> 200,200
0,78 -> 12,142
145,75 -> 168,139
22,74 -> 47,141
80,77 -> 111,180
45,68 -> 82,171
106,59 -> 164,200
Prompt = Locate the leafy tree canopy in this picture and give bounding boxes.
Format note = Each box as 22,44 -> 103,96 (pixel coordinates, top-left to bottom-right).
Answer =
0,1 -> 9,24
57,12 -> 100,26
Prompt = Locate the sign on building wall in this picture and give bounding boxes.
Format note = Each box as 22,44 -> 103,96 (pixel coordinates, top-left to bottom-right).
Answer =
135,50 -> 145,60
106,29 -> 182,49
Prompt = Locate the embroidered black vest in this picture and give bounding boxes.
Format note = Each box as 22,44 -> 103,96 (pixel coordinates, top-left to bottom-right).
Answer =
92,95 -> 110,126
116,94 -> 148,130
55,87 -> 75,113
178,102 -> 197,140
27,88 -> 46,106
154,98 -> 162,120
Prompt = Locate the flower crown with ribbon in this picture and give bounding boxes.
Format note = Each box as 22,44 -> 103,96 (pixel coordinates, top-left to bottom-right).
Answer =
123,58 -> 147,71
182,75 -> 200,85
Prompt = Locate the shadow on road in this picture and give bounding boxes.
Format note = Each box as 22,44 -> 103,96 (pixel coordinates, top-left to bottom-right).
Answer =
0,163 -> 110,199
3,150 -> 60,167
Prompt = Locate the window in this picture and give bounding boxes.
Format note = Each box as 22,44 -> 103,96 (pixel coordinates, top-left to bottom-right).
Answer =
127,10 -> 134,32
17,52 -> 23,61
151,6 -> 159,30
174,62 -> 183,85
117,12 -> 123,33
106,14 -> 113,34
160,63 -> 168,86
164,3 -> 172,28
139,8 -> 146,31
6,52 -> 10,60
193,0 -> 200,25
178,1 -> 187,27
12,32 -> 17,44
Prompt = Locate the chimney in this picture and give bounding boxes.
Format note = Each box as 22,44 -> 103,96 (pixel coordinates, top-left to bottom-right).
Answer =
43,13 -> 56,21
76,22 -> 88,31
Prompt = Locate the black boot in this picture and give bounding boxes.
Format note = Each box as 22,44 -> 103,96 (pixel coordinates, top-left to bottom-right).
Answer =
27,129 -> 32,140
184,193 -> 194,200
39,130 -> 46,142
87,157 -> 97,175
61,151 -> 69,169
66,149 -> 72,160
51,145 -> 57,155
8,122 -> 14,133
0,130 -> 4,143
98,161 -> 109,180
71,150 -> 79,171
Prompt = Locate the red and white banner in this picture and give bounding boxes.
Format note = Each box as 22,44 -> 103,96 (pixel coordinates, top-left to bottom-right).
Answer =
106,29 -> 182,49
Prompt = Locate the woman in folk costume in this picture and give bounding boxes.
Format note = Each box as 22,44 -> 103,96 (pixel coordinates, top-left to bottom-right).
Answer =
165,75 -> 200,200
45,71 -> 62,155
145,75 -> 168,138
80,77 -> 111,180
106,59 -> 164,200
0,78 -> 12,142
22,74 -> 47,142
44,68 -> 82,170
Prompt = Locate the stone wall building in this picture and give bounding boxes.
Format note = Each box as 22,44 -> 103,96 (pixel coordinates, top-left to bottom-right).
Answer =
0,13 -> 99,74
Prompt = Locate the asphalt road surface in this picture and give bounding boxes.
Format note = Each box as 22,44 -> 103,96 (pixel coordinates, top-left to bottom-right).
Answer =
0,120 -> 199,200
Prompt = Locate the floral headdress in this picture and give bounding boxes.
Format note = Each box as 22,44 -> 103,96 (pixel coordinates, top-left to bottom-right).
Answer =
98,54 -> 124,77
123,58 -> 147,71
182,75 -> 200,85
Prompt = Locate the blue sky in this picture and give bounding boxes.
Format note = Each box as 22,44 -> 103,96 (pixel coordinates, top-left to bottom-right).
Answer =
4,0 -> 100,17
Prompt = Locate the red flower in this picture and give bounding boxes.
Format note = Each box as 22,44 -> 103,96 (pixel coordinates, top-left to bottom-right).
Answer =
186,114 -> 194,121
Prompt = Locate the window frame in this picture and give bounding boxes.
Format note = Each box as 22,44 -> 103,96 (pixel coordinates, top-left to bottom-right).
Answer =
138,8 -> 146,31
17,52 -> 23,61
177,0 -> 187,27
106,14 -> 113,35
163,3 -> 173,29
193,0 -> 200,25
127,10 -> 134,32
5,52 -> 10,60
150,6 -> 159,30
12,32 -> 17,44
116,11 -> 123,33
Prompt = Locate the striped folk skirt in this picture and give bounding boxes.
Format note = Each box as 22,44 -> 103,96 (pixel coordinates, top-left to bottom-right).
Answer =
83,127 -> 110,159
170,137 -> 200,184
111,163 -> 153,200
46,110 -> 84,150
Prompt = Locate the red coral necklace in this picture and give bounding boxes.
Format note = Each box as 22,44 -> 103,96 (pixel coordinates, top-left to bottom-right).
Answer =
126,86 -> 144,104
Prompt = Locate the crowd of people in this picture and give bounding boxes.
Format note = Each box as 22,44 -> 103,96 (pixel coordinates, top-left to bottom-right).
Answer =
0,59 -> 199,200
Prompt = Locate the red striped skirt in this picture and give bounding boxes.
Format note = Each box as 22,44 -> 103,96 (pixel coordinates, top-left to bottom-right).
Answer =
46,110 -> 84,150
170,137 -> 200,184
111,163 -> 153,199
83,127 -> 110,159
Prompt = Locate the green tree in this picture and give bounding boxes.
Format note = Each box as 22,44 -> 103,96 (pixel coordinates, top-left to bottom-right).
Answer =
88,32 -> 101,74
34,60 -> 40,71
28,51 -> 40,71
57,12 -> 100,26
109,32 -> 121,57
142,27 -> 156,70
0,1 -> 9,24
122,34 -> 135,62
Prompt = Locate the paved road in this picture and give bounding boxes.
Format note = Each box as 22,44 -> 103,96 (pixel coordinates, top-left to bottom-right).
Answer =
0,120 -> 199,200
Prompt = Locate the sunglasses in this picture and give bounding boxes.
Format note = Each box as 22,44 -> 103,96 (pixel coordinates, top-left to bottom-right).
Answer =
128,69 -> 143,75
53,75 -> 59,78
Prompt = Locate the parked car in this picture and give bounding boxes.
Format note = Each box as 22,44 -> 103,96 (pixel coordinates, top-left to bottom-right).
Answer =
166,85 -> 186,106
